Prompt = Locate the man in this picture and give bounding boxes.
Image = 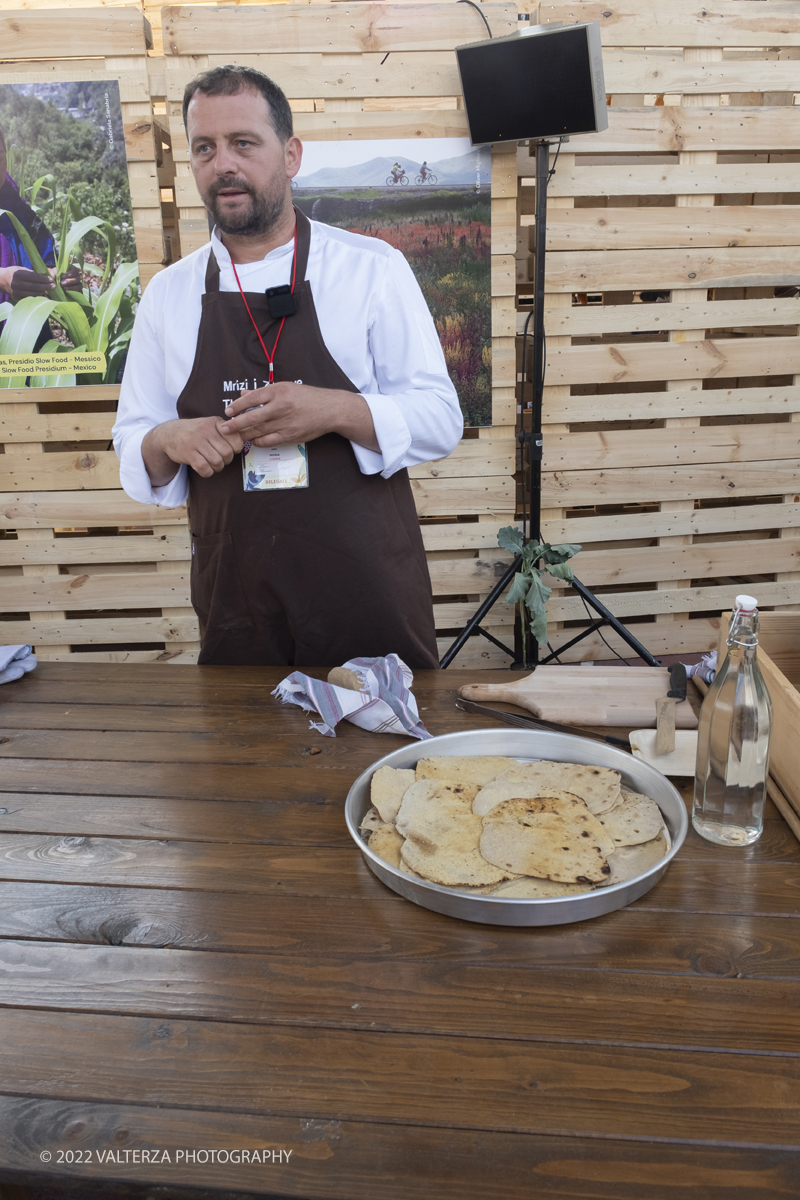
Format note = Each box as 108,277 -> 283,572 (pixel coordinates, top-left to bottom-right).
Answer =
0,123 -> 81,312
113,65 -> 463,668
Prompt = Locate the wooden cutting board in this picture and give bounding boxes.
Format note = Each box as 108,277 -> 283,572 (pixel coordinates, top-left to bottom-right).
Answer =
459,666 -> 699,729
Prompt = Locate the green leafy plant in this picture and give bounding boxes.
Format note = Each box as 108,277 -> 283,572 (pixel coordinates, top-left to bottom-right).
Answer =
0,193 -> 138,386
497,526 -> 582,665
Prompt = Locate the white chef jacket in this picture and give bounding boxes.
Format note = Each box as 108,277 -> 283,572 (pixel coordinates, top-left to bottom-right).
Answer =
113,219 -> 464,507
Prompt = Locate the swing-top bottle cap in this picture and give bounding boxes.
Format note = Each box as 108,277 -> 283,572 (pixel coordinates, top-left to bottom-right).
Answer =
735,594 -> 758,611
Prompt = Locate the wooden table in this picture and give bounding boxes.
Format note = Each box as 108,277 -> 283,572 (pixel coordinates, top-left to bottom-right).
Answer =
0,663 -> 798,1200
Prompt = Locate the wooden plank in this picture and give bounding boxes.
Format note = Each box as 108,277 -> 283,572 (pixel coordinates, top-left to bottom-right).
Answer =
0,64 -> 149,104
0,451 -> 123,492
543,246 -> 800,292
541,1 -> 800,47
0,726 -> 574,770
541,460 -> 800,506
541,501 -> 800,545
21,648 -> 198,664
0,492 -> 188,529
544,423 -> 800,471
408,440 -> 515,480
544,385 -> 800,423
566,106 -> 800,154
432,602 -> 513,629
548,537 -> 800,591
544,337 -> 800,386
292,109 -> 470,141
0,8 -> 149,59
0,616 -> 198,646
3,938 -> 800,1056
421,522 -> 518,553
0,412 -> 114,444
1,881 -> 798,972
539,206 -> 800,251
536,162 -> 800,198
0,385 -> 119,408
537,298 -> 800,339
548,580 -> 800,623
2,1098 -> 798,1200
491,254 -> 516,298
164,53 -> 462,101
0,572 -> 192,613
428,551 -> 511,595
410,477 -> 515,517
601,57 -> 800,96
435,636 -> 511,669
0,836 -> 365,891
123,115 -> 158,163
0,533 -> 190,568
2,1009 -> 800,1144
162,3 -> 517,55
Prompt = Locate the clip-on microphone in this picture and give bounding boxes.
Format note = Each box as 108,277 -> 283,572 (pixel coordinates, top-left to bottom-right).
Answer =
265,285 -> 296,318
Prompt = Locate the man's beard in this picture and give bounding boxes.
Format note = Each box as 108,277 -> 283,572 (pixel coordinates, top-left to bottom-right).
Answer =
204,177 -> 286,237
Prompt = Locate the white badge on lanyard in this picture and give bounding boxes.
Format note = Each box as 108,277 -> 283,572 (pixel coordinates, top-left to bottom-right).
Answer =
243,439 -> 308,491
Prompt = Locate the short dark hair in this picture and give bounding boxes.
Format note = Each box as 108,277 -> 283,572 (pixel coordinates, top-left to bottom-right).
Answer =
182,65 -> 293,143
0,124 -> 6,153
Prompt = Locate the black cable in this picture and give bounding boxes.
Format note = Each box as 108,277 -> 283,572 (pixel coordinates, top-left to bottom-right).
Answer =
548,136 -> 564,181
456,0 -> 493,38
519,307 -> 534,541
579,592 -> 633,665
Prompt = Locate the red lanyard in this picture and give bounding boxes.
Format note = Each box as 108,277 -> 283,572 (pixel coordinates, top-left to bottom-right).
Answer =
230,226 -> 297,385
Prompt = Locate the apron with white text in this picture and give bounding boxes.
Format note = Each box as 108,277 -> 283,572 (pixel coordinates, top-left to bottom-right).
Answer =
176,208 -> 440,668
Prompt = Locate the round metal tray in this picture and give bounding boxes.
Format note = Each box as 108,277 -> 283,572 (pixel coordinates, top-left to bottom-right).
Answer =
344,727 -> 688,926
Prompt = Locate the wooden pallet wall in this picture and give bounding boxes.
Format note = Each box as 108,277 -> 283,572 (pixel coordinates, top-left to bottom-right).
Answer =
0,8 -> 190,662
3,0 -> 798,669
157,1 -> 521,668
519,0 -> 800,661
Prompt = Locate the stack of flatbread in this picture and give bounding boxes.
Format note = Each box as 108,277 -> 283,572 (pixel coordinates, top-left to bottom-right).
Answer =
359,755 -> 670,899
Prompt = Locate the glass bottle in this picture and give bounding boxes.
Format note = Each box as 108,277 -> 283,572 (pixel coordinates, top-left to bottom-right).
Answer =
692,595 -> 772,846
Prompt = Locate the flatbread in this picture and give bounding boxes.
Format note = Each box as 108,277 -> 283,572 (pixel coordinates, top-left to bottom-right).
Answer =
489,876 -> 593,899
366,823 -> 405,870
480,796 -> 612,884
359,806 -> 385,834
598,789 -> 663,847
396,779 -> 474,846
370,765 -> 415,824
473,782 -> 584,817
361,755 -> 670,901
599,831 -> 670,887
400,813 -> 513,887
495,761 -> 622,815
415,755 -> 517,789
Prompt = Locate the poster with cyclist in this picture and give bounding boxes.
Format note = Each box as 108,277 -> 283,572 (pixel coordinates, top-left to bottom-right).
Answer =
293,137 -> 492,428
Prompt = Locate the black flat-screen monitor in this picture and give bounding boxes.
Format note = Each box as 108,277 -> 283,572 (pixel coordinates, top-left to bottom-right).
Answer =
456,22 -> 607,145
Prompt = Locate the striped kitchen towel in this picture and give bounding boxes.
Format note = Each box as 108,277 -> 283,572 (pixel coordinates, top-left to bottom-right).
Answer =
0,644 -> 37,685
272,654 -> 432,739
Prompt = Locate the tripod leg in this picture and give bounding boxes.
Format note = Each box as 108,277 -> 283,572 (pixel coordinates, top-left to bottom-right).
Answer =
439,554 -> 522,668
570,576 -> 662,666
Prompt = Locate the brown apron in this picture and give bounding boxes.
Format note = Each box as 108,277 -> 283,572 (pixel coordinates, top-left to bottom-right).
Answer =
176,208 -> 440,668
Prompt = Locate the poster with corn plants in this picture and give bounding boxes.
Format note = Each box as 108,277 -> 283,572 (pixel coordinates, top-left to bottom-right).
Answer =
293,138 -> 491,427
0,78 -> 140,388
